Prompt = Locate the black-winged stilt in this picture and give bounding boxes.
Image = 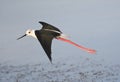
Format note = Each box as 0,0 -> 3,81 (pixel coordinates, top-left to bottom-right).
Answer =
17,21 -> 96,63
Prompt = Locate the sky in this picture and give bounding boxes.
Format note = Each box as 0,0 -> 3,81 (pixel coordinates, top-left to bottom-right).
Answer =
0,0 -> 120,65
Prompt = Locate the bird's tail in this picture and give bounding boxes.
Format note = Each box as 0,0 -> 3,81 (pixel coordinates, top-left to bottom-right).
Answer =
56,34 -> 96,54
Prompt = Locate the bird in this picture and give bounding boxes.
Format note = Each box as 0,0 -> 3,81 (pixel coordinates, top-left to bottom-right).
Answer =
17,21 -> 96,63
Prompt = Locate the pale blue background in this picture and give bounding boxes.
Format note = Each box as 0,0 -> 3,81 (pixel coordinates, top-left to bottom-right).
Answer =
0,0 -> 120,65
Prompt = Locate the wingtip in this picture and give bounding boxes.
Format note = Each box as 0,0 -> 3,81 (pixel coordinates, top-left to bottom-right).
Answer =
38,21 -> 42,23
48,58 -> 52,64
39,21 -> 45,24
47,55 -> 52,64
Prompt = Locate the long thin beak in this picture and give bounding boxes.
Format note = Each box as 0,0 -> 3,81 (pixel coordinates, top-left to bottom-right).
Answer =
17,34 -> 26,40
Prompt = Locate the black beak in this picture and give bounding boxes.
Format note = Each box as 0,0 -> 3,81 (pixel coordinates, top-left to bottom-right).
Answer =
17,34 -> 26,40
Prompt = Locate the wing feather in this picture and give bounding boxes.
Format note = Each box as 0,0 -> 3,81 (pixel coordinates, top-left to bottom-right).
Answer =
35,31 -> 54,62
39,21 -> 62,33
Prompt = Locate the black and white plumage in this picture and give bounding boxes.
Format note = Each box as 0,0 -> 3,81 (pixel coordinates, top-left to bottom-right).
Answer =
35,22 -> 62,62
17,21 -> 63,62
17,21 -> 96,63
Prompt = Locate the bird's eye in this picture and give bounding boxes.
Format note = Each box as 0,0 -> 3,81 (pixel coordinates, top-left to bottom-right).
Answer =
28,32 -> 31,33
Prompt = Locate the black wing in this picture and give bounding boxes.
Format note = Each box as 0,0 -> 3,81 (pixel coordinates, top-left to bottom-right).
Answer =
35,31 -> 54,62
39,21 -> 62,33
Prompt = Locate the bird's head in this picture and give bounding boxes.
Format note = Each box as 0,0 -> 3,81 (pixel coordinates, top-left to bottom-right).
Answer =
26,29 -> 34,36
17,29 -> 37,40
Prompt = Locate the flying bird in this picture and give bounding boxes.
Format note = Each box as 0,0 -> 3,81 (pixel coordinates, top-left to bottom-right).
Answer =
17,21 -> 96,63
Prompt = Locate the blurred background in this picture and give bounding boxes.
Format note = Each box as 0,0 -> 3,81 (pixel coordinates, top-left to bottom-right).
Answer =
0,0 -> 120,65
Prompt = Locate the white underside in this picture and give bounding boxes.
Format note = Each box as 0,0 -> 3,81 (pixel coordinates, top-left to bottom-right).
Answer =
59,33 -> 69,39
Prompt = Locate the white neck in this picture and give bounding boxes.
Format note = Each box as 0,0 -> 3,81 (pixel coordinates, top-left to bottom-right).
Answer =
30,30 -> 37,39
26,30 -> 37,39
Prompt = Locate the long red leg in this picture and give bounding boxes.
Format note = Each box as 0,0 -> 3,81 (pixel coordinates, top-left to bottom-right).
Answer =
56,37 -> 96,54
